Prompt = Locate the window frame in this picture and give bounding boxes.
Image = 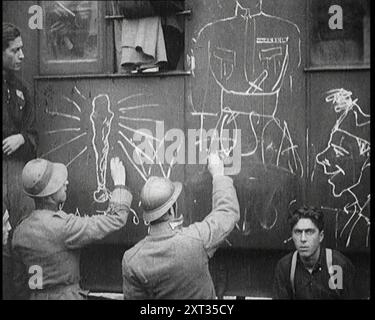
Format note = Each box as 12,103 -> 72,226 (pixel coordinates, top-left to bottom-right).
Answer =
305,0 -> 370,71
38,0 -> 190,76
39,1 -> 112,75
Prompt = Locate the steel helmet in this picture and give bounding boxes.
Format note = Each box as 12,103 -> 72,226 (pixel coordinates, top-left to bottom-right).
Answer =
22,158 -> 68,198
140,176 -> 182,223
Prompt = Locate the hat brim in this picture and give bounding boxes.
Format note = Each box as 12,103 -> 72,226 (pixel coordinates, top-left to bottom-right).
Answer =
143,181 -> 182,223
25,163 -> 68,198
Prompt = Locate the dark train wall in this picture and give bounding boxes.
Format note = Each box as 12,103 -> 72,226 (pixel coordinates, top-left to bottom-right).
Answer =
3,1 -> 370,298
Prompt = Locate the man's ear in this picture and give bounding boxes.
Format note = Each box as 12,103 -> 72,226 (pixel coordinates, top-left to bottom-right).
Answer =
319,230 -> 324,243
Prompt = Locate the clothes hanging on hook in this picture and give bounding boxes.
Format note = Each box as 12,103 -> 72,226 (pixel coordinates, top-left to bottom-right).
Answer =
119,16 -> 168,72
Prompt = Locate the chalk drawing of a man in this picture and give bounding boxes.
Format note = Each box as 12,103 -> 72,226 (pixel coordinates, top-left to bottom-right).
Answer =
316,88 -> 370,247
188,0 -> 303,234
189,0 -> 304,185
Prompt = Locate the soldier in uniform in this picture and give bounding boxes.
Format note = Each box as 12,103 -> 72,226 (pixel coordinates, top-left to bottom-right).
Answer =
122,152 -> 240,299
12,157 -> 132,299
3,22 -> 38,300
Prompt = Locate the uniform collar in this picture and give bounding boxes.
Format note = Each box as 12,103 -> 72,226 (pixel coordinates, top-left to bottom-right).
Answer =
35,202 -> 59,212
3,70 -> 16,85
148,221 -> 174,236
148,219 -> 183,236
3,70 -> 13,80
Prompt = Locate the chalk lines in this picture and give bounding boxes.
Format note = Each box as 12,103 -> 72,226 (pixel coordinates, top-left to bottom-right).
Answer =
190,0 -> 303,181
43,87 -> 174,227
40,132 -> 87,158
316,88 -> 370,247
90,94 -> 114,203
188,0 -> 304,236
66,146 -> 88,168
45,109 -> 81,121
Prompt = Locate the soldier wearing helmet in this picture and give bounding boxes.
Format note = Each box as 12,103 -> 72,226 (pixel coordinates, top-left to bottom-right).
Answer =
12,157 -> 132,300
122,152 -> 240,299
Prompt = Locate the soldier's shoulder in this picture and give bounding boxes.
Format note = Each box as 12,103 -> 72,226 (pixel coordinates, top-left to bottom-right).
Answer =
123,239 -> 147,263
12,75 -> 28,90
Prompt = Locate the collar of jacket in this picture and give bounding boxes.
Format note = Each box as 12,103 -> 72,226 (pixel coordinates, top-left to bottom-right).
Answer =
3,70 -> 16,84
35,204 -> 58,211
148,220 -> 182,236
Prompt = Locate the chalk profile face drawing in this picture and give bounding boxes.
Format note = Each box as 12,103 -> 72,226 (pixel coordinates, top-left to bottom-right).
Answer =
317,128 -> 369,197
316,88 -> 370,198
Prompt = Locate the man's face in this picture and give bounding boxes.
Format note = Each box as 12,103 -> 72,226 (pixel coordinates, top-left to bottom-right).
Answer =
52,180 -> 69,205
292,218 -> 323,259
3,36 -> 24,71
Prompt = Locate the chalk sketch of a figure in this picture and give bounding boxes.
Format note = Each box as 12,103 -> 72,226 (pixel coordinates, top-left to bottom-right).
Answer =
90,94 -> 114,203
190,0 -> 302,167
188,0 -> 303,233
316,88 -> 370,247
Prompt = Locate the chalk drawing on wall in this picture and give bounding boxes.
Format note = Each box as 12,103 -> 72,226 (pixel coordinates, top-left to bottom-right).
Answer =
90,94 -> 114,203
316,88 -> 370,247
189,0 -> 302,170
41,86 -> 180,224
188,0 -> 303,234
42,86 -> 89,163
116,93 -> 181,183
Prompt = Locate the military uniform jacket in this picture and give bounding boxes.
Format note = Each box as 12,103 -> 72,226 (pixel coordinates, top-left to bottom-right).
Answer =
12,187 -> 132,300
122,175 -> 240,299
2,72 -> 37,162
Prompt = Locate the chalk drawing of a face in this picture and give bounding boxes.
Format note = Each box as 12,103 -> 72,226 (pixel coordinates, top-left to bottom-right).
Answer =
316,89 -> 370,198
317,129 -> 369,197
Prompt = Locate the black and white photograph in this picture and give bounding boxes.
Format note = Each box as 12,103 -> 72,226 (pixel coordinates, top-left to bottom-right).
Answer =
2,0 -> 370,308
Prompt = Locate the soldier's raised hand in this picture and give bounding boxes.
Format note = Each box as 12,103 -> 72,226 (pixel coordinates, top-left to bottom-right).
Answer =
110,157 -> 126,186
208,152 -> 224,178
